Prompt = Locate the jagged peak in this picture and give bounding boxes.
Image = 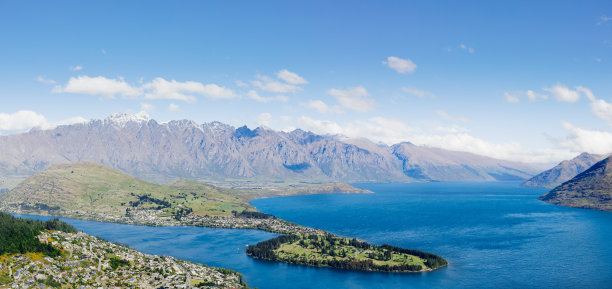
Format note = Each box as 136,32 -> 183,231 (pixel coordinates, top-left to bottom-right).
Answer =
203,121 -> 234,132
103,112 -> 151,127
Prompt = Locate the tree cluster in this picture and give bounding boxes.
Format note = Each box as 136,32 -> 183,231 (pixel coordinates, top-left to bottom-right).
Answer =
380,244 -> 448,269
0,212 -> 76,257
233,210 -> 275,219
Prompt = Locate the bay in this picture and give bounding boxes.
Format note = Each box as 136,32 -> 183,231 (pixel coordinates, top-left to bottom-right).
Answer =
15,182 -> 612,288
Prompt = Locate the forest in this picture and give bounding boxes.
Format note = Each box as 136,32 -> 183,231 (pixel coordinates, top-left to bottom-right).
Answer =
0,212 -> 76,257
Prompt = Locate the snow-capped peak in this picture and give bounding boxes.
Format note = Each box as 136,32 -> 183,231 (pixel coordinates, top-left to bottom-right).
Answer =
104,111 -> 151,127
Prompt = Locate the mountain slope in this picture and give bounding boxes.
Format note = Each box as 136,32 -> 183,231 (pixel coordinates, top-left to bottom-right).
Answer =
0,113 -> 538,186
523,153 -> 605,188
0,162 -> 252,218
539,156 -> 612,211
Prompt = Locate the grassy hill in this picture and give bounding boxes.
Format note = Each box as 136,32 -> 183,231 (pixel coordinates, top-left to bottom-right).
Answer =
0,162 -> 253,218
540,156 -> 612,211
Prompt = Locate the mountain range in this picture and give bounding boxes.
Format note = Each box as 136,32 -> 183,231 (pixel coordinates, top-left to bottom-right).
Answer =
539,156 -> 612,211
522,152 -> 606,188
0,113 -> 539,188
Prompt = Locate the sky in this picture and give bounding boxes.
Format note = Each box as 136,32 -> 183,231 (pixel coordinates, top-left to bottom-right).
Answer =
1,0 -> 612,165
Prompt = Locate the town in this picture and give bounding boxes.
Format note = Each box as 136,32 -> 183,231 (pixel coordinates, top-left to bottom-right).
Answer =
0,230 -> 247,288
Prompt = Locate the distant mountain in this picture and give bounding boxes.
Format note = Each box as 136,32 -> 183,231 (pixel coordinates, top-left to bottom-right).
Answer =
539,156 -> 612,211
522,153 -> 606,188
0,113 -> 538,186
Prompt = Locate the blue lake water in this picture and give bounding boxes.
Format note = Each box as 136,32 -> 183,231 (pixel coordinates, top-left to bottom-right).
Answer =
15,182 -> 612,288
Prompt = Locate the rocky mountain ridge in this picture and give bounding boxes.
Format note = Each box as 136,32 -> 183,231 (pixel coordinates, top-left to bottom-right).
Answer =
539,156 -> 612,211
0,113 -> 538,186
522,152 -> 606,188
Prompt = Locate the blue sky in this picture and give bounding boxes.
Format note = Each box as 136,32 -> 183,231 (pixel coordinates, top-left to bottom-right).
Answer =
1,0 -> 611,164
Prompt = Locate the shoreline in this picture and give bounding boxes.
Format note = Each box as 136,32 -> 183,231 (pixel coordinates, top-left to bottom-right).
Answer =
1,206 -> 448,274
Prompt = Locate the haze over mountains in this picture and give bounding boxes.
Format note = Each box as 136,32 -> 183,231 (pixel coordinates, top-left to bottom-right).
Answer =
0,113 -> 538,187
522,153 -> 606,189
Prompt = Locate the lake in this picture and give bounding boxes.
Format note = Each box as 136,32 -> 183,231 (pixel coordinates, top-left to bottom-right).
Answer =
16,182 -> 612,288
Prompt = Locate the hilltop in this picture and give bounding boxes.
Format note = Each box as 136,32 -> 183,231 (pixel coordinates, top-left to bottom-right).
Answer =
539,156 -> 612,211
523,152 -> 605,188
0,162 -> 252,219
0,162 -> 360,234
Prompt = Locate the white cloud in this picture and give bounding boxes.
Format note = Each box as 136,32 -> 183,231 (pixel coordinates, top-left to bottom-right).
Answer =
235,80 -> 249,88
297,116 -> 344,135
55,76 -> 236,102
101,49 -> 107,54
526,90 -> 548,101
277,69 -> 308,85
249,71 -> 307,94
589,97 -> 612,127
327,86 -> 376,112
168,103 -> 180,111
437,110 -> 468,122
257,113 -> 272,127
298,116 -> 414,144
247,90 -> 288,103
53,116 -> 88,127
504,90 -> 548,103
304,100 -> 343,114
143,78 -> 236,102
543,84 -> 581,103
55,76 -> 140,99
275,95 -> 289,102
0,110 -> 87,134
598,16 -> 612,25
140,103 -> 155,112
460,43 -> 475,53
504,92 -> 520,103
383,56 -> 417,74
409,133 -> 573,163
0,110 -> 48,132
252,77 -> 302,93
36,76 -> 56,84
70,65 -> 83,71
576,86 -> 595,101
296,115 -> 573,163
552,122 -> 612,155
402,87 -> 435,98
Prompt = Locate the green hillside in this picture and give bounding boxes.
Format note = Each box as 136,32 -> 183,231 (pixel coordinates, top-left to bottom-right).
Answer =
0,162 -> 253,218
540,156 -> 612,211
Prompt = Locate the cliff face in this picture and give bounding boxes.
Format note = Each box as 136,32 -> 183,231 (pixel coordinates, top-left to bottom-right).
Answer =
523,153 -> 606,188
540,156 -> 612,211
0,113 -> 537,185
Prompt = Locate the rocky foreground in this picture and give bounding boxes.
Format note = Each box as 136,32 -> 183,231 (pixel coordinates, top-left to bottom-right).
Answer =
0,230 -> 247,289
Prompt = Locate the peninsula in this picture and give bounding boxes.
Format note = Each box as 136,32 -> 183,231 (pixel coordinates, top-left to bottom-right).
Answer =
0,162 -> 447,273
247,233 -> 447,272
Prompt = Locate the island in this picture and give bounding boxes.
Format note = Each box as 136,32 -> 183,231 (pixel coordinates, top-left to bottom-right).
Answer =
0,162 -> 448,274
0,212 -> 247,288
247,233 -> 447,272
